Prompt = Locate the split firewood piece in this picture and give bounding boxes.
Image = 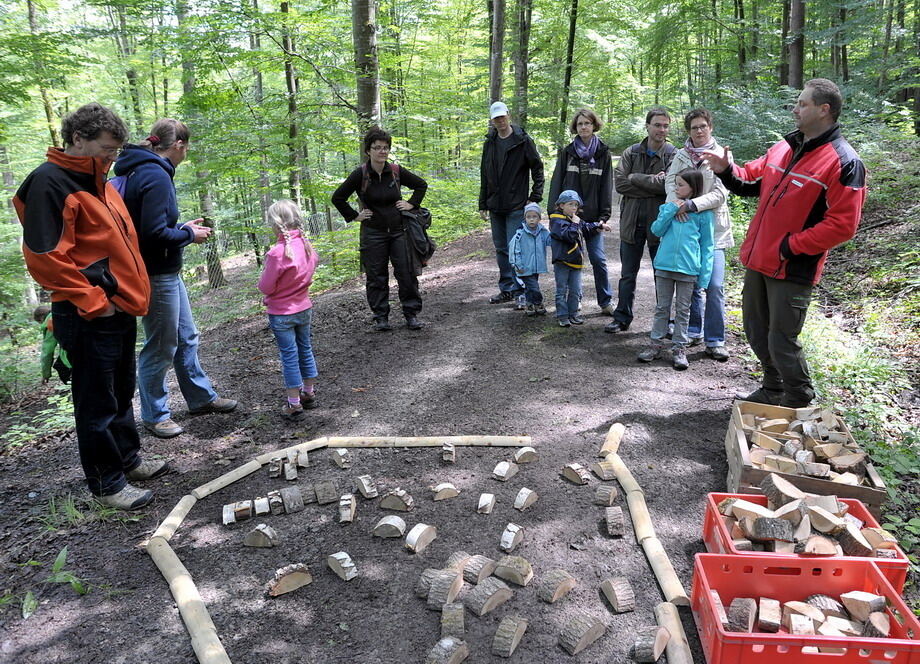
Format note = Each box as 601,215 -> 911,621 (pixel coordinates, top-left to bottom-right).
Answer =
760,473 -> 806,508
406,523 -> 438,553
840,591 -> 886,622
832,472 -> 861,485
380,487 -> 414,511
373,515 -> 407,538
762,454 -> 798,474
253,496 -> 270,516
759,418 -> 790,433
561,463 -> 591,485
284,461 -> 298,481
769,540 -> 797,554
492,460 -> 519,482
331,448 -> 353,469
296,449 -> 309,468
598,422 -> 626,456
875,549 -> 899,559
710,590 -> 730,630
795,534 -> 839,555
751,431 -> 784,453
355,475 -> 378,499
494,555 -> 534,586
749,447 -> 770,466
442,443 -> 456,463
462,555 -> 497,584
222,504 -> 236,525
827,430 -> 851,444
558,613 -> 606,655
268,457 -> 283,478
733,538 -> 754,551
426,570 -> 463,609
802,462 -> 831,478
243,523 -> 279,548
727,597 -> 757,632
824,616 -> 864,636
301,484 -> 317,504
513,446 -> 538,463
327,551 -> 357,581
747,517 -> 794,542
444,551 -> 472,573
492,615 -> 528,658
631,626 -> 670,663
425,637 -> 469,664
499,523 -> 523,553
782,439 -> 804,459
416,568 -> 442,598
794,450 -> 815,465
773,500 -> 807,526
591,459 -> 616,481
806,594 -> 848,619
537,568 -> 576,603
313,480 -> 339,506
266,563 -> 313,596
844,512 -> 865,531
838,523 -> 873,557
464,576 -> 512,616
338,494 -> 357,523
861,612 -> 891,638
717,497 -> 738,516
786,613 -> 816,635
477,493 -> 496,514
830,452 -> 867,477
600,576 -> 635,613
441,602 -> 465,639
807,505 -> 845,533
233,500 -> 253,522
513,487 -> 538,511
278,486 -> 304,514
783,601 -> 825,629
807,493 -> 845,515
729,499 -> 775,521
813,443 -> 844,460
758,597 -> 781,632
594,484 -> 618,506
605,506 -> 625,537
431,483 -> 460,501
267,490 -> 285,516
796,406 -> 823,420
862,527 -> 898,551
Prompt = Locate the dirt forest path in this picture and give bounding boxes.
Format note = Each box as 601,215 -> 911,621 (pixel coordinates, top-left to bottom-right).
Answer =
0,213 -> 761,663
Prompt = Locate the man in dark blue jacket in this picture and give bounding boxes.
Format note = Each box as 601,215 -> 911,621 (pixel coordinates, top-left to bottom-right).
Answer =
479,101 -> 545,306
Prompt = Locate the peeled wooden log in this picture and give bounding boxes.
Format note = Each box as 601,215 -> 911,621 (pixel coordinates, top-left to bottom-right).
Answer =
862,527 -> 898,550
338,494 -> 357,523
513,487 -> 538,511
192,459 -> 262,500
631,626 -> 670,663
427,570 -> 463,609
598,422 -> 626,456
558,613 -> 606,655
425,636 -> 469,664
499,523 -> 523,553
561,463 -> 591,485
331,448 -> 353,468
329,435 -> 531,448
626,491 -> 655,542
463,555 -> 497,584
727,597 -> 757,632
604,453 -> 642,494
153,494 -> 197,541
838,523 -> 873,557
442,443 -> 456,463
492,615 -> 528,658
243,524 -> 278,548
431,483 -> 460,501
441,602 -> 465,639
477,493 -> 496,514
537,568 -> 576,604
653,602 -> 693,664
416,568 -> 442,598
758,597 -> 781,632
591,460 -> 616,481
492,461 -> 519,482
444,551 -> 471,573
380,487 -> 414,511
266,563 -> 313,596
760,473 -> 806,508
841,591 -> 886,622
464,576 -> 512,616
513,446 -> 538,463
594,484 -> 618,506
862,612 -> 891,638
406,523 -> 438,553
313,480 -> 339,506
373,515 -> 406,538
233,500 -> 253,522
806,594 -> 848,619
605,506 -> 625,537
254,437 -> 328,465
356,475 -> 378,499
494,556 -> 533,586
795,534 -> 839,556
327,552 -> 357,581
600,576 -> 635,613
641,537 -> 690,606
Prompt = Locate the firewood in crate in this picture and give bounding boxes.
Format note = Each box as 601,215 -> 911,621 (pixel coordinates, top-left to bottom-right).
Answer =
513,487 -> 538,511
494,555 -> 534,587
747,517 -> 795,542
875,548 -> 899,559
380,487 -> 413,511
717,497 -> 738,516
837,523 -> 873,557
561,462 -> 591,485
749,447 -> 770,466
862,526 -> 898,551
729,499 -> 774,521
773,499 -> 806,525
266,563 -> 313,596
537,568 -> 576,604
840,590 -> 886,622
492,460 -> 519,482
823,615 -> 864,636
630,626 -> 670,663
806,594 -> 849,619
416,568 -> 441,598
327,551 -> 357,581
477,493 -> 496,514
783,601 -> 826,628
605,506 -> 626,537
491,615 -> 528,658
759,418 -> 790,433
803,493 -> 842,514
594,484 -> 618,506
758,597 -> 781,632
513,446 -> 538,463
431,483 -> 460,501
313,481 -> 339,506
769,540 -> 796,554
782,439 -> 804,458
763,454 -> 798,473
861,612 -> 891,638
373,515 -> 406,538
462,554 -> 497,584
425,637 -> 468,664
426,570 -> 463,609
786,613 -> 816,635
558,612 -> 607,655
843,512 -> 865,531
441,602 -> 465,639
338,494 -> 357,523
830,452 -> 867,477
796,406 -> 823,420
499,523 -> 524,553
355,475 -> 378,499
792,514 -> 812,542
726,597 -> 757,632
733,538 -> 754,551
741,413 -> 756,428
794,534 -> 839,555
233,500 -> 253,522
710,590 -> 730,630
750,431 -> 784,453
243,523 -> 278,547
405,523 -> 437,553
591,459 -> 616,480
801,461 -> 831,478
831,472 -> 861,485
464,576 -> 512,616
813,443 -> 844,460
794,450 -> 815,465
600,576 -> 635,613
807,506 -> 845,534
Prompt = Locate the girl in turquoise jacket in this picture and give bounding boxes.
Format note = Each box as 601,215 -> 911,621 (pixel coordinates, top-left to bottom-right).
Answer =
638,169 -> 714,370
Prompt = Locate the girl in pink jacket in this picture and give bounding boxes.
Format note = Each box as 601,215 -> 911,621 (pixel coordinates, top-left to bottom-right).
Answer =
258,199 -> 320,419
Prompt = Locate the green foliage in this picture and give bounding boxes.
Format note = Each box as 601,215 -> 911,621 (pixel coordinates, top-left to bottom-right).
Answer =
7,546 -> 92,620
3,386 -> 72,452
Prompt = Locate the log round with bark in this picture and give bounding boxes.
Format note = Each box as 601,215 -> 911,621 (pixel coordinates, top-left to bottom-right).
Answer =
536,568 -> 576,604
630,626 -> 670,663
494,555 -> 533,586
464,576 -> 512,616
462,555 -> 497,584
492,615 -> 528,658
558,613 -> 606,655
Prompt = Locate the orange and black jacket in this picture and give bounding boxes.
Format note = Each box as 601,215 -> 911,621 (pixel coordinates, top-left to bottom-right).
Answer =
14,148 -> 150,319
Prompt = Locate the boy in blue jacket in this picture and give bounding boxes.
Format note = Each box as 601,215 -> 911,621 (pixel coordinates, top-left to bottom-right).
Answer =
509,202 -> 552,316
550,190 -> 589,327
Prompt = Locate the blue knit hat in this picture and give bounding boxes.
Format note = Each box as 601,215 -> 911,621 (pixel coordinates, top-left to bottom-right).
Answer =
556,190 -> 583,206
523,202 -> 542,217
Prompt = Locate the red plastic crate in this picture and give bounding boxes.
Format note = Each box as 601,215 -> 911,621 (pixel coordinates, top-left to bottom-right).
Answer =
691,554 -> 920,664
703,492 -> 909,592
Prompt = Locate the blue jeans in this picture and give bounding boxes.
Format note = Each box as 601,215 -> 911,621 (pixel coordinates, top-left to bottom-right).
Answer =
138,273 -> 217,423
268,308 -> 318,389
519,274 -> 543,305
490,209 -> 525,294
553,264 -> 582,320
583,230 -> 612,308
613,221 -> 658,327
688,248 -> 726,347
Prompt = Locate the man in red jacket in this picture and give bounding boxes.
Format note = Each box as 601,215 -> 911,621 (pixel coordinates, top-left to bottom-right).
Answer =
705,79 -> 866,407
15,103 -> 166,510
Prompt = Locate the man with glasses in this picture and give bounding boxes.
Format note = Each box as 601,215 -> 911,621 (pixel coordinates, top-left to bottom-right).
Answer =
14,103 -> 161,510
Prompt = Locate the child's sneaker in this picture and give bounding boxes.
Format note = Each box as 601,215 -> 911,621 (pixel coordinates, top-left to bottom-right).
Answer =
535,304 -> 547,316
515,294 -> 527,310
672,345 -> 689,371
525,304 -> 537,317
282,401 -> 304,419
558,318 -> 571,328
569,315 -> 585,325
637,343 -> 663,363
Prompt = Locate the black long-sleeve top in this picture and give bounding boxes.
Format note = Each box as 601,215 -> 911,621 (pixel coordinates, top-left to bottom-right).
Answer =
331,162 -> 427,231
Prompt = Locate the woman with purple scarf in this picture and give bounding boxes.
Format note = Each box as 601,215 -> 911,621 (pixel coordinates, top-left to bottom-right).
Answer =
549,108 -> 614,315
664,108 -> 734,361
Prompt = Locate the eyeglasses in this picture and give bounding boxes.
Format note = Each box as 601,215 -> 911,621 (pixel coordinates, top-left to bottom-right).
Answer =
369,145 -> 390,152
99,145 -> 124,156
690,125 -> 710,132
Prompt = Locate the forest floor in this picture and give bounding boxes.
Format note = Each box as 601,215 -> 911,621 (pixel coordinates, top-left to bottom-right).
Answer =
0,216 -> 901,663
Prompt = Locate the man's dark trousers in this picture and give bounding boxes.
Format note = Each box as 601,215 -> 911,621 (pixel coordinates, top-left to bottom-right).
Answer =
612,219 -> 658,328
742,268 -> 815,406
490,209 -> 525,295
52,302 -> 141,496
360,225 -> 421,320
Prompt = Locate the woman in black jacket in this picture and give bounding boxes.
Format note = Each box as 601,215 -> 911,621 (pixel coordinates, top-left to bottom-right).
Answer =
549,109 -> 614,316
332,127 -> 428,331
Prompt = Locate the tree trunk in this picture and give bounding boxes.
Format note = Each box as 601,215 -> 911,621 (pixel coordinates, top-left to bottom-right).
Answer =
558,0 -> 578,138
109,5 -> 144,135
352,0 -> 380,134
489,0 -> 505,103
280,1 -> 302,205
249,0 -> 272,233
788,0 -> 805,89
512,0 -> 531,126
839,5 -> 848,82
734,0 -> 746,72
26,0 -> 61,148
779,0 -> 791,85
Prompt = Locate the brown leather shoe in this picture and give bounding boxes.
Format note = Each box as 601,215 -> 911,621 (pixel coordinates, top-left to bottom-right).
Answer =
189,397 -> 238,415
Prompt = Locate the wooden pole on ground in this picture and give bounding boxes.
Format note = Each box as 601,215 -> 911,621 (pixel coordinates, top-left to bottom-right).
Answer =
597,422 -> 625,457
152,494 -> 197,541
254,437 -> 329,464
326,435 -> 532,448
653,602 -> 694,664
191,459 -> 262,500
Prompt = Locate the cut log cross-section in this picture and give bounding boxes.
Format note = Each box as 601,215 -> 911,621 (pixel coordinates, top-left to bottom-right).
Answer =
432,483 -> 460,501
427,570 -> 463,609
339,494 -> 357,523
266,563 -> 313,597
233,500 -> 253,522
537,568 -> 576,604
631,626 -> 670,663
425,636 -> 469,664
840,591 -> 886,622
862,612 -> 891,638
463,555 -> 497,584
513,488 -> 538,511
464,576 -> 512,616
494,556 -> 533,586
499,523 -> 523,553
331,448 -> 353,469
478,493 -> 496,514
795,534 -> 839,556
313,481 -> 339,506
373,515 -> 406,538
442,443 -> 456,463
760,473 -> 806,508
558,613 -> 606,656
492,615 -> 528,658
327,551 -> 357,581
441,602 -> 465,639
445,551 -> 472,573
416,568 -> 442,598
591,460 -> 616,481
600,577 -> 635,613
653,602 -> 693,664
758,597 -> 781,632
279,487 -> 304,513
727,597 -> 757,632
605,506 -> 625,537
594,484 -> 618,506
380,488 -> 414,511
406,523 -> 438,553
561,463 -> 591,485
243,523 -> 279,548
356,475 -> 378,499
493,461 -> 519,482
513,446 -> 538,463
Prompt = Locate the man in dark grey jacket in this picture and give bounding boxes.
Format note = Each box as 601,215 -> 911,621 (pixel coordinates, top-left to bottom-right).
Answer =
606,108 -> 675,332
479,101 -> 545,305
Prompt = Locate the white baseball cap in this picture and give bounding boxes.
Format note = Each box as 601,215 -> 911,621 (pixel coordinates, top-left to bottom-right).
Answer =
489,101 -> 510,119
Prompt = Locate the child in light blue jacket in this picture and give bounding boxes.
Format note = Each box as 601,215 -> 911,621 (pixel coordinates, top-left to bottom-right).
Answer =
638,168 -> 714,370
509,202 -> 552,316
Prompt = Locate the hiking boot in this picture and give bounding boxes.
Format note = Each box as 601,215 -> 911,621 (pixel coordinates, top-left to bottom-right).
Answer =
190,397 -> 238,415
558,318 -> 571,328
374,317 -> 392,332
144,419 -> 183,438
489,291 -> 513,304
96,484 -> 153,511
282,402 -> 304,419
600,304 -> 615,316
672,345 -> 689,371
569,315 -> 585,325
637,343 -> 663,363
300,391 -> 317,409
705,346 -> 730,362
738,387 -> 783,405
604,320 -> 628,334
514,294 -> 527,311
534,304 -> 547,316
525,304 -> 537,317
406,315 -> 423,330
126,459 -> 171,481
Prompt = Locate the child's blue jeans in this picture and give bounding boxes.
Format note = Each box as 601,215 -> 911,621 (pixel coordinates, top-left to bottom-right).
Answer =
553,264 -> 582,320
268,308 -> 318,389
520,274 -> 543,305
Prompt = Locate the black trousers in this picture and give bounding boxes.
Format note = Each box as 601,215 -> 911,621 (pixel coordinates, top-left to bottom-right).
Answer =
360,225 -> 421,319
52,302 -> 141,496
742,269 -> 815,406
613,220 -> 658,327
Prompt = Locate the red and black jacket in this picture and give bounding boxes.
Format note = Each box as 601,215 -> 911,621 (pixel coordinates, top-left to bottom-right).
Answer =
716,124 -> 866,285
14,148 -> 150,319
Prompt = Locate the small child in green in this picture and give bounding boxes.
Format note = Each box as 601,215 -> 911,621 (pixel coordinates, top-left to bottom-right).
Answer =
34,305 -> 71,384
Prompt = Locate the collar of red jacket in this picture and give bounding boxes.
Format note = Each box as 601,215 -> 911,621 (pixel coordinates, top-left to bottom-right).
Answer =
45,147 -> 109,194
